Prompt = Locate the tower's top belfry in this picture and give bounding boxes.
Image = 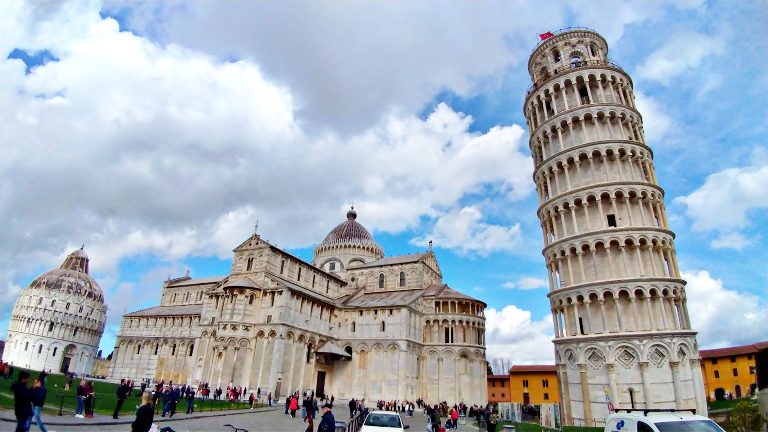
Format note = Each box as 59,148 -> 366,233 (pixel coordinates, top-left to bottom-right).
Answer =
527,28 -> 610,85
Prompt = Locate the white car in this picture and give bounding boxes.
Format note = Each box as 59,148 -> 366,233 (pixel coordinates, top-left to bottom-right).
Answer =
360,410 -> 410,432
605,409 -> 724,432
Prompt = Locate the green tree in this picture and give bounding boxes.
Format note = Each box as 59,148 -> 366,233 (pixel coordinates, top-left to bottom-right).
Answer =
728,399 -> 762,432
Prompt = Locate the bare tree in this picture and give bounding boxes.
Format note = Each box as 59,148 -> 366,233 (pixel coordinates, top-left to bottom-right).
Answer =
488,358 -> 514,375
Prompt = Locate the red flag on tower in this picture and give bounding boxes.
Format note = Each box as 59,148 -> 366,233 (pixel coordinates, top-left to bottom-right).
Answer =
539,31 -> 555,41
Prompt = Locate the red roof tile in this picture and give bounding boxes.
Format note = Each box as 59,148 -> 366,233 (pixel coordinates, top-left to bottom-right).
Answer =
699,341 -> 768,358
509,365 -> 557,373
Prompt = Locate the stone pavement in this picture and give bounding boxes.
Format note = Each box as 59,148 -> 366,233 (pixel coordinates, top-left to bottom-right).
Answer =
0,402 -> 485,432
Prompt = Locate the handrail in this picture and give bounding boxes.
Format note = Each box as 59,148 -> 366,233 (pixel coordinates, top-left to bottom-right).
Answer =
345,411 -> 365,432
56,394 -> 97,416
525,59 -> 625,96
528,27 -> 601,55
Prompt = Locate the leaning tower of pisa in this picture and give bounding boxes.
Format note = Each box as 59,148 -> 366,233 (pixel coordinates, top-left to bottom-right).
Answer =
524,28 -> 707,426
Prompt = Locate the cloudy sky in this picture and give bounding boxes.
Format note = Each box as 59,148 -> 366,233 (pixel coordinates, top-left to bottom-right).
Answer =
2,0 -> 766,364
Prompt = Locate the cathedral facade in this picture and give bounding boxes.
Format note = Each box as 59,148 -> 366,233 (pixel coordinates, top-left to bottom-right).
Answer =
110,208 -> 488,404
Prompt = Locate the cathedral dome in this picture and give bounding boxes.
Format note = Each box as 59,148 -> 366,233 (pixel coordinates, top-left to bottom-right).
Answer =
313,207 -> 384,273
320,208 -> 375,245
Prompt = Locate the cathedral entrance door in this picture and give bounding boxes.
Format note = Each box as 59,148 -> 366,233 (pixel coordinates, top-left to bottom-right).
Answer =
316,371 -> 326,399
60,344 -> 77,374
60,356 -> 71,374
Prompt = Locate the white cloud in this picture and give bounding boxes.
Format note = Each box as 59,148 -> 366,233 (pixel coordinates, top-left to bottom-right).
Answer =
635,30 -> 726,86
100,1 -> 702,133
502,276 -> 548,290
633,91 -> 672,143
411,206 -> 525,256
485,305 -> 554,363
683,270 -> 768,349
674,150 -> 768,236
1,3 -> 541,341
710,233 -> 751,250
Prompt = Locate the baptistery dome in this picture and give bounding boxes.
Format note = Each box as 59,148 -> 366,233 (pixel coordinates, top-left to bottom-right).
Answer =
27,248 -> 105,303
313,207 -> 384,277
3,247 -> 107,375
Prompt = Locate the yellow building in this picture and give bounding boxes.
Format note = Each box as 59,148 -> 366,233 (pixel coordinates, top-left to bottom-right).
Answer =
488,375 -> 511,403
509,365 -> 559,405
700,341 -> 766,400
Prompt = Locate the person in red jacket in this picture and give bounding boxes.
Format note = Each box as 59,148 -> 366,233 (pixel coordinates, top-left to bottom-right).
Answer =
289,394 -> 299,418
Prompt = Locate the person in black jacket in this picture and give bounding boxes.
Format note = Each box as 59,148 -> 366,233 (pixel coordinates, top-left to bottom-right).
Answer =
185,387 -> 196,414
11,370 -> 32,432
28,377 -> 48,432
317,403 -> 335,432
114,379 -> 130,419
132,391 -> 154,432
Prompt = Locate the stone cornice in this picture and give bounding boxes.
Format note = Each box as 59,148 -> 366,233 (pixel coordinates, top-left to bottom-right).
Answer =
546,276 -> 688,299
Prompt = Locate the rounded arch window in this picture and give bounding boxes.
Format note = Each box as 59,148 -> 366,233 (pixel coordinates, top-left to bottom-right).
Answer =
399,272 -> 406,287
552,48 -> 561,63
570,52 -> 584,68
345,346 -> 353,359
378,274 -> 385,289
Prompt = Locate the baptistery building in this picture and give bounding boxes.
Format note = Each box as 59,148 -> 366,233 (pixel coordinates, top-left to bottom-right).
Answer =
525,28 -> 706,425
110,208 -> 488,404
3,247 -> 108,375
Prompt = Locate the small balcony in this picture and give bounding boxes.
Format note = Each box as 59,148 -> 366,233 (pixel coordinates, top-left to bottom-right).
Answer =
526,59 -> 626,97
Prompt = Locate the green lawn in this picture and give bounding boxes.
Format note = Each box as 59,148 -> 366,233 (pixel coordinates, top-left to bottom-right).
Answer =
0,368 -> 252,416
708,397 -> 757,412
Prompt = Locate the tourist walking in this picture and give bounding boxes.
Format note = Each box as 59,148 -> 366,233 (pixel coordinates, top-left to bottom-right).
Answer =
114,379 -> 130,419
284,395 -> 290,415
429,405 -> 440,432
317,403 -> 336,432
83,379 -> 95,418
267,391 -> 272,407
289,394 -> 299,418
185,387 -> 196,414
132,391 -> 155,432
170,385 -> 181,417
75,379 -> 86,418
304,411 -> 314,432
161,386 -> 172,417
302,394 -> 310,420
12,370 -> 32,432
27,377 -> 48,432
348,398 -> 356,418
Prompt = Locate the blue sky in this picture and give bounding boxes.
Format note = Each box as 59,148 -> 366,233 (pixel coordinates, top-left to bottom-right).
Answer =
1,0 -> 766,363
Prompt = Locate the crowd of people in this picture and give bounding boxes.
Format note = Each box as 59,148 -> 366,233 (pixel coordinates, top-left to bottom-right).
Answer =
281,390 -> 338,432
11,370 -> 52,432
9,366 -> 501,432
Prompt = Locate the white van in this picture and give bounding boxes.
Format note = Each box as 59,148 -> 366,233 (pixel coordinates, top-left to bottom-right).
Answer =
604,409 -> 724,432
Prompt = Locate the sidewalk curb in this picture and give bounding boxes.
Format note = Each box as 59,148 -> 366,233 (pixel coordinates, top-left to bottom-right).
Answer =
0,406 -> 280,426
